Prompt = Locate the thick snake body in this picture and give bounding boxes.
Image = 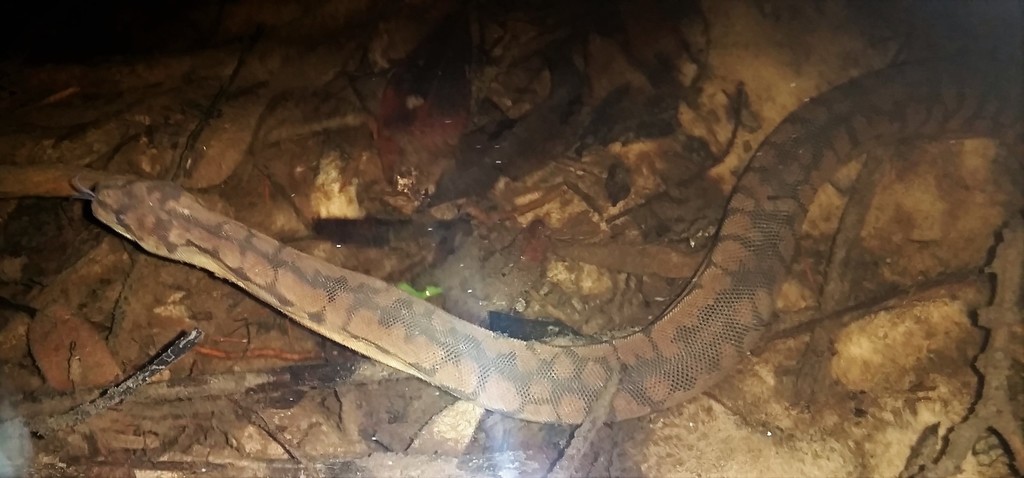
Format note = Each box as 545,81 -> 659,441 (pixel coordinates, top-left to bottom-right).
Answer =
89,61 -> 1022,424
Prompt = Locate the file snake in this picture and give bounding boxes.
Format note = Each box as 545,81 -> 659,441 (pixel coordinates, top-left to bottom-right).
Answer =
86,60 -> 1022,424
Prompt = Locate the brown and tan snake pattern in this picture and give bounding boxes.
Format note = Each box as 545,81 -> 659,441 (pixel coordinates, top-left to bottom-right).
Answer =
87,61 -> 1022,424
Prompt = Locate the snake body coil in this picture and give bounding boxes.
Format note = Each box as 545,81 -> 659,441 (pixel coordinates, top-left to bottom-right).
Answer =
89,61 -> 1022,424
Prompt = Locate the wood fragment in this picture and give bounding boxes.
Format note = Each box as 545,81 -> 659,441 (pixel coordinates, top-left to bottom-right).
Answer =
551,241 -> 703,278
548,361 -> 622,478
29,329 -> 205,436
902,218 -> 1024,477
0,165 -> 135,199
769,273 -> 991,343
789,147 -> 883,405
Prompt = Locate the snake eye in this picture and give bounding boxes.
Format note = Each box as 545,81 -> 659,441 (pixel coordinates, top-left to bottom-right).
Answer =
105,207 -> 132,227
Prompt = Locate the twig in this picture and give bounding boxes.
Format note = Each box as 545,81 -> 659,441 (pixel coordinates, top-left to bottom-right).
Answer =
28,329 -> 204,436
768,272 -> 991,343
233,400 -> 321,478
550,241 -> 703,279
172,28 -> 262,182
0,165 -> 135,199
548,361 -> 622,478
193,345 -> 321,362
15,361 -> 389,425
903,217 -> 1024,477
789,147 -> 889,405
34,451 -> 550,478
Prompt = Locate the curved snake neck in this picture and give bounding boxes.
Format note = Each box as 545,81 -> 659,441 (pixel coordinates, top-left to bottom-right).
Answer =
90,61 -> 1021,424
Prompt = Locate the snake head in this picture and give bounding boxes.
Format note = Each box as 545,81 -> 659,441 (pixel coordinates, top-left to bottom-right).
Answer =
86,180 -> 197,257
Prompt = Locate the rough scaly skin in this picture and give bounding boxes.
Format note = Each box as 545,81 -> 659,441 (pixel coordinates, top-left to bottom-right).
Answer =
89,61 -> 1022,424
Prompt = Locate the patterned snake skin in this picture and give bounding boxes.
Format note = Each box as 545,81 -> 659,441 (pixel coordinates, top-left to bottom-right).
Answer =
87,61 -> 1021,424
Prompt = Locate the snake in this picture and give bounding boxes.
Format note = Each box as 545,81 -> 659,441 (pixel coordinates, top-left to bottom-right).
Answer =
84,60 -> 1022,425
